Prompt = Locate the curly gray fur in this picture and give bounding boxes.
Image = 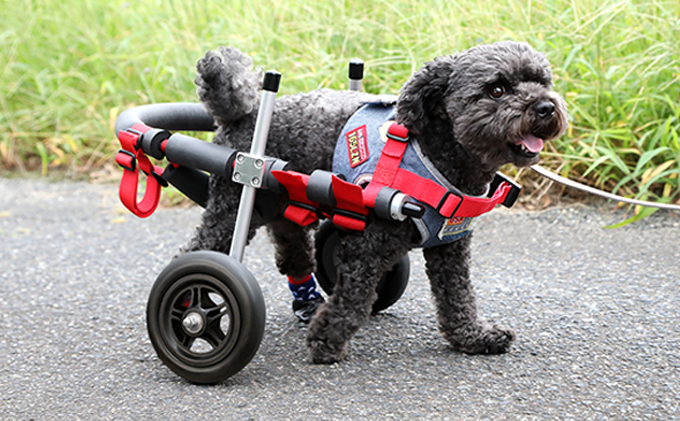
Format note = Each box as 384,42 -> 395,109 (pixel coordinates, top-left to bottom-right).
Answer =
183,42 -> 568,364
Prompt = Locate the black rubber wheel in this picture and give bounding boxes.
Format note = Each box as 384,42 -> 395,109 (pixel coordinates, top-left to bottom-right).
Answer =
146,251 -> 266,384
314,221 -> 410,313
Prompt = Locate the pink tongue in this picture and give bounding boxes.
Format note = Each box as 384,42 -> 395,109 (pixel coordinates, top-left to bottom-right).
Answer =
519,134 -> 544,153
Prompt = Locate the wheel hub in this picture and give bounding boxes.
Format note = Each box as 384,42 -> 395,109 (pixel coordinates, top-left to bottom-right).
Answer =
182,311 -> 205,335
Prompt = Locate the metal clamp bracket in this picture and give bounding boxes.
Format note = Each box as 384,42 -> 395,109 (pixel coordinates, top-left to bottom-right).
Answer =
232,152 -> 266,188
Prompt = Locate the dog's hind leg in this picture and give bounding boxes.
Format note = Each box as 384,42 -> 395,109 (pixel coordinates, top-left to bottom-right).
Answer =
306,220 -> 412,363
266,218 -> 316,278
179,175 -> 258,255
423,236 -> 516,354
267,218 -> 324,322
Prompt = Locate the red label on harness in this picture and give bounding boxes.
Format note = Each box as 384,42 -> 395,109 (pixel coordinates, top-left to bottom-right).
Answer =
346,125 -> 369,168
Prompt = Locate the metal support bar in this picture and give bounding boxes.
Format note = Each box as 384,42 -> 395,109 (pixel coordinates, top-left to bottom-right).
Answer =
229,71 -> 281,262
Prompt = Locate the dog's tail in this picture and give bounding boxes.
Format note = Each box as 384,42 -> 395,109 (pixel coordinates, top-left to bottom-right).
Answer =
195,47 -> 262,127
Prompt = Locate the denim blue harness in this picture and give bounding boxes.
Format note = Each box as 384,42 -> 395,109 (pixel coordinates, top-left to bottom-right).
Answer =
332,100 -> 476,248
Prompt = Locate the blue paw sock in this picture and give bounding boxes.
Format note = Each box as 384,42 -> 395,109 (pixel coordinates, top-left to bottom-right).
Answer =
288,274 -> 321,301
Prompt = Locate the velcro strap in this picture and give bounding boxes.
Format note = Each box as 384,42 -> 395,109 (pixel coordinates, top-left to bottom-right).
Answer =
283,203 -> 319,227
329,176 -> 368,231
393,168 -> 452,213
116,124 -> 164,218
372,139 -> 407,183
364,129 -> 409,207
332,214 -> 366,231
394,168 -> 513,217
452,182 -> 512,217
271,170 -> 320,226
331,175 -> 365,212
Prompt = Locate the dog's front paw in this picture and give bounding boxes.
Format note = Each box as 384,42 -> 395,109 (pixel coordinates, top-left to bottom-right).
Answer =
305,308 -> 350,364
447,323 -> 516,355
307,338 -> 349,364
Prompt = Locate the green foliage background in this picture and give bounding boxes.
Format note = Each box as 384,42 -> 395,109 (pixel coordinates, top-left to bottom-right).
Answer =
1,0 -> 679,206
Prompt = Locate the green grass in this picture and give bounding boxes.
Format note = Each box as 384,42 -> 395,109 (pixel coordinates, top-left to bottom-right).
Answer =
1,0 -> 679,208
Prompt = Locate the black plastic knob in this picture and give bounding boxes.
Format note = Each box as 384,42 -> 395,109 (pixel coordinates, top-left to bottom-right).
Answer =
263,71 -> 282,92
349,59 -> 364,80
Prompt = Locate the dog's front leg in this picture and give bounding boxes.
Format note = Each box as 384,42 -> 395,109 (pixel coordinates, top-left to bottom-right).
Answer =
306,220 -> 412,364
423,236 -> 515,354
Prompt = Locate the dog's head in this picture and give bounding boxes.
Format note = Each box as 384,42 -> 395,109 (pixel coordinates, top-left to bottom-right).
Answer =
397,41 -> 568,170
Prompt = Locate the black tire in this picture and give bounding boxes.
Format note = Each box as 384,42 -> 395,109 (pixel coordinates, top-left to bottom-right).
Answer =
146,251 -> 266,384
314,221 -> 410,313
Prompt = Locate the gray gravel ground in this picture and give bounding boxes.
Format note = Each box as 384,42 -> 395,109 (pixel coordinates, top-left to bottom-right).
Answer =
1,177 -> 679,420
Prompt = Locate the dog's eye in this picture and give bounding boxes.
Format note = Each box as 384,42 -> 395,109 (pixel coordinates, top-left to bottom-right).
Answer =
488,85 -> 506,99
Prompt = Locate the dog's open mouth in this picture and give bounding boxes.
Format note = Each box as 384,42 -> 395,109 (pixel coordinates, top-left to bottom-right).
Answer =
509,134 -> 544,158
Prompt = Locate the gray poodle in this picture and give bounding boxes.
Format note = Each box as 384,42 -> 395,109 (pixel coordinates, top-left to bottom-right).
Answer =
182,41 -> 568,364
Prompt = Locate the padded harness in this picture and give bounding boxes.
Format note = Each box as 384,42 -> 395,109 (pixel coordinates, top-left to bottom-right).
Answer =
333,100 -> 514,247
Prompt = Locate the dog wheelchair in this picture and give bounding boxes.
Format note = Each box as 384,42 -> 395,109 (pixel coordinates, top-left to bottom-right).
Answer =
114,62 -> 521,383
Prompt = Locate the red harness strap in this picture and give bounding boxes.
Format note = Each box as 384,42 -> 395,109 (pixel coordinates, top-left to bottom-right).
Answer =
116,123 -> 165,218
330,175 -> 368,231
271,170 -> 320,226
366,123 -> 514,218
272,170 -> 370,230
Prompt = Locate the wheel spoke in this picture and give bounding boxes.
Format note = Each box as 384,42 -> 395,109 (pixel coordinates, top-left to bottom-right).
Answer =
180,332 -> 194,350
198,286 -> 218,309
191,285 -> 203,307
170,308 -> 184,323
202,324 -> 226,349
205,303 -> 228,325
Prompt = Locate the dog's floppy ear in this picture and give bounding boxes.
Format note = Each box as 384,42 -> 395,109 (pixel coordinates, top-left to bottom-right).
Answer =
396,57 -> 455,135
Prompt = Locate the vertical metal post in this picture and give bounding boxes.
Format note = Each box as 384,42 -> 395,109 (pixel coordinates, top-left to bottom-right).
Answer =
229,71 -> 281,262
348,59 -> 364,92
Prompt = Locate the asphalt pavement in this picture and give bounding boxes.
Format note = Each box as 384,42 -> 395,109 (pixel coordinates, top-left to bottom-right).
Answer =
1,177 -> 679,420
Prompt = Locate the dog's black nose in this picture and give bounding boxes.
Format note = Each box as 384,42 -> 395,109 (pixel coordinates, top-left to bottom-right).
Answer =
534,101 -> 555,119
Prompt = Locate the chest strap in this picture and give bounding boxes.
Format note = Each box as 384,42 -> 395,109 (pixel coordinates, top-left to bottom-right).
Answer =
364,123 -> 516,218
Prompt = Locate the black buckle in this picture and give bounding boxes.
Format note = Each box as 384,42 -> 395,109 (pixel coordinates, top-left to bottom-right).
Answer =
125,128 -> 144,150
436,187 -> 464,217
116,150 -> 136,172
151,170 -> 169,188
489,172 -> 522,208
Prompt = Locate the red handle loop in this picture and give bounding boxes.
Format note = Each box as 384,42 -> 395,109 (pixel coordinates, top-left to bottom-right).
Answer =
116,124 -> 164,218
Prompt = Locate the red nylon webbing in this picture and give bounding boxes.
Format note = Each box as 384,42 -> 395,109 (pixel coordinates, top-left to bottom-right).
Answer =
330,175 -> 368,231
366,122 -> 512,219
271,170 -> 319,226
116,124 -> 164,218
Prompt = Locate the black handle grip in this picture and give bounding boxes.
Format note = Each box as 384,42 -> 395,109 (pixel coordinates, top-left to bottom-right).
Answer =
114,102 -> 216,137
349,59 -> 364,80
263,71 -> 282,92
164,133 -> 237,179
